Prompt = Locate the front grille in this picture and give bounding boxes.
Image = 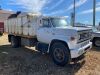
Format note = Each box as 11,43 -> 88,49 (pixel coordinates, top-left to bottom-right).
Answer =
78,30 -> 92,43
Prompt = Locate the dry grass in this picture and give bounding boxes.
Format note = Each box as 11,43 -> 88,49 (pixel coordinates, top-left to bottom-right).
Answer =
0,34 -> 100,75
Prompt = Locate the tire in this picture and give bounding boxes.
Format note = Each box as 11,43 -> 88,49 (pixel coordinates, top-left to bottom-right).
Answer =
11,36 -> 19,48
50,42 -> 71,66
93,38 -> 100,47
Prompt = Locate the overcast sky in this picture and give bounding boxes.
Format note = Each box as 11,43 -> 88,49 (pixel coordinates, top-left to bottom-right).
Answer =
1,0 -> 100,25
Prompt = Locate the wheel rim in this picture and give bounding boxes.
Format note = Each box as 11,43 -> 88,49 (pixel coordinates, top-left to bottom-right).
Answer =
11,38 -> 14,46
95,40 -> 100,47
11,40 -> 14,46
53,48 -> 65,62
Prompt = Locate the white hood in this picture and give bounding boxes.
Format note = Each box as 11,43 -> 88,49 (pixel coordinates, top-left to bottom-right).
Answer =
56,26 -> 92,31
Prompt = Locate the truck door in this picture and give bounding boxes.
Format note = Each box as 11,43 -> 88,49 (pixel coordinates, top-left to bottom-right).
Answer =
37,19 -> 53,43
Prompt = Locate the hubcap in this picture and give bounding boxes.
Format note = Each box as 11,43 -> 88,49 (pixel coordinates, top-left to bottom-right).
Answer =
53,48 -> 65,62
11,39 -> 14,46
11,41 -> 14,46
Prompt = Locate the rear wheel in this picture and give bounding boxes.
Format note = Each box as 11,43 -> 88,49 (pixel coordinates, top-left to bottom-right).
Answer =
50,42 -> 71,66
11,36 -> 20,48
93,38 -> 100,47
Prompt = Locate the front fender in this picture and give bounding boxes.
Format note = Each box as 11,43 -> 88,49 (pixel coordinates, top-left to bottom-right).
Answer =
47,39 -> 69,53
47,35 -> 73,53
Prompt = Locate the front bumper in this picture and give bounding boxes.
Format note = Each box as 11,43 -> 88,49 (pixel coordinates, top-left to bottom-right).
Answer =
70,42 -> 92,58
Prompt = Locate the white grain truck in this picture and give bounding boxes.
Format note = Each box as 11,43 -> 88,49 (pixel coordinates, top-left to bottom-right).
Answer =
4,12 -> 92,66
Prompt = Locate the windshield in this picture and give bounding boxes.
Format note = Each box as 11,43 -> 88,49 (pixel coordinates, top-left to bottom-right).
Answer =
51,18 -> 68,27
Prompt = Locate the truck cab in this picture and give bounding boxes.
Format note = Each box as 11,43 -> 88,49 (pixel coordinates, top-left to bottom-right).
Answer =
36,17 -> 92,65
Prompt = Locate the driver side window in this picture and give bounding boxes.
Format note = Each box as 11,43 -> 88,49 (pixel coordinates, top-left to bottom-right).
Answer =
43,19 -> 51,27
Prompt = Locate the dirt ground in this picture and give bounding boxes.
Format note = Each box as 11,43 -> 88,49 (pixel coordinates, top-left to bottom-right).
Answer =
0,34 -> 100,75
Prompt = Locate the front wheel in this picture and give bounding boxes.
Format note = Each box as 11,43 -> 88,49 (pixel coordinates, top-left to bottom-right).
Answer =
93,38 -> 100,47
50,42 -> 71,66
